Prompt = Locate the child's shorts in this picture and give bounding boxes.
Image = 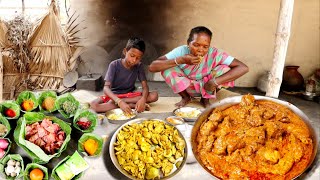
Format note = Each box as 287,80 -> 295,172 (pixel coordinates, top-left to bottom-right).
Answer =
100,92 -> 142,103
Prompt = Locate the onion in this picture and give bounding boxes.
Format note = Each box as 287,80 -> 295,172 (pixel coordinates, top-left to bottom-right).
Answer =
0,139 -> 9,149
0,148 -> 5,158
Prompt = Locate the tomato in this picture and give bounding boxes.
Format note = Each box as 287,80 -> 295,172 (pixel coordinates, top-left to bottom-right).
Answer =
4,109 -> 16,118
29,168 -> 44,180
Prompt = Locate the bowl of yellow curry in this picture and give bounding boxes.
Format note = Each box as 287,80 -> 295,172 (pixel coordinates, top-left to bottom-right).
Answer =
191,94 -> 318,180
109,118 -> 187,180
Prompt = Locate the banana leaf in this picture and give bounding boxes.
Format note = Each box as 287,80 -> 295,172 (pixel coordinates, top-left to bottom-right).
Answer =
13,112 -> 71,164
38,91 -> 57,113
0,154 -> 24,180
73,109 -> 97,133
23,163 -> 48,180
0,138 -> 11,160
0,114 -> 11,137
78,133 -> 103,157
51,151 -> 87,180
0,101 -> 21,120
16,91 -> 39,112
55,93 -> 80,119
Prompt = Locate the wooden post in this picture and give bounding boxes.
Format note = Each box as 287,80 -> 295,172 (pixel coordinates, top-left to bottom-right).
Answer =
0,51 -> 3,102
266,0 -> 295,98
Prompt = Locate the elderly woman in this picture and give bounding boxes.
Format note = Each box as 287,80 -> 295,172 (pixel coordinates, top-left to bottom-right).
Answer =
149,26 -> 249,107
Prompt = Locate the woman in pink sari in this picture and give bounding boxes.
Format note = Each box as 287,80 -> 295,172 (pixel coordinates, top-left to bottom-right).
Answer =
149,26 -> 248,107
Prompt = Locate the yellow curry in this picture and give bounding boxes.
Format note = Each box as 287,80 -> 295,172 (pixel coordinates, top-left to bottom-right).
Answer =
196,95 -> 313,180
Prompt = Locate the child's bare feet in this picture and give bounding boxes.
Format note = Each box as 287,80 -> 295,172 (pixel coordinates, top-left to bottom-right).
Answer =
200,98 -> 211,108
175,96 -> 191,107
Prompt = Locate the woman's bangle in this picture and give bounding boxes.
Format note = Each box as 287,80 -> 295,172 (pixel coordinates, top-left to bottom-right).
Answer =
212,77 -> 219,86
174,58 -> 180,66
115,98 -> 122,106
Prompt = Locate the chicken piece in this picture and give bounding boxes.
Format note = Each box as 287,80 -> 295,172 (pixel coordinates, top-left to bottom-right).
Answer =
287,134 -> 304,162
28,134 -> 39,143
203,134 -> 216,152
212,136 -> 227,155
34,138 -> 46,148
264,121 -> 284,139
247,107 -> 265,127
38,127 -> 48,138
271,154 -> 295,175
57,131 -> 65,141
240,94 -> 255,108
262,108 -> 274,120
43,133 -> 56,143
40,119 -> 53,128
257,147 -> 281,164
226,133 -> 245,154
245,126 -> 266,144
199,120 -> 218,136
225,149 -> 243,163
208,110 -> 223,123
25,125 -> 37,139
286,124 -> 312,144
275,111 -> 290,123
216,117 -> 232,137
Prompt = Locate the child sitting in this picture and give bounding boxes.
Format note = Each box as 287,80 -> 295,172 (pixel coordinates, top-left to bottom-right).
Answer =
90,37 -> 158,114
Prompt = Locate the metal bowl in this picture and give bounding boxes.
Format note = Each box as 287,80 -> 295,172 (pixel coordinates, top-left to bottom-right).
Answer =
105,108 -> 137,124
109,118 -> 188,180
173,107 -> 203,122
191,95 -> 318,179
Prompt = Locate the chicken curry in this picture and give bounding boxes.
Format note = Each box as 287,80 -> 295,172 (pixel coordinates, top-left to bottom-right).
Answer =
195,95 -> 313,179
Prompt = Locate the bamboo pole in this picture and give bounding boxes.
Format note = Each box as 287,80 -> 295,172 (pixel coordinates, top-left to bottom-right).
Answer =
266,0 -> 295,98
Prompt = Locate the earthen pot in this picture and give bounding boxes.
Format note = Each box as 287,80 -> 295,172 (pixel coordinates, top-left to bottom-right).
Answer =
282,66 -> 304,91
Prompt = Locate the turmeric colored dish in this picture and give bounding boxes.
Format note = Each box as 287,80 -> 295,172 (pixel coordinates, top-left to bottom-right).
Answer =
195,95 -> 314,180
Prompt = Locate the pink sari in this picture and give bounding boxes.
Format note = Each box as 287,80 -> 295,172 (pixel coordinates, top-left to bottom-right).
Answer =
161,47 -> 234,99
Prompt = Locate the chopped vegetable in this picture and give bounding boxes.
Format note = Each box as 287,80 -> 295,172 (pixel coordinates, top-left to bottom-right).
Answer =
4,109 -> 16,118
76,117 -> 92,130
29,168 -> 44,180
4,159 -> 21,178
0,124 -> 8,137
0,149 -> 4,159
16,91 -> 38,112
0,139 -> 9,149
62,101 -> 77,115
21,99 -> 35,111
41,97 -> 55,111
84,139 -> 98,156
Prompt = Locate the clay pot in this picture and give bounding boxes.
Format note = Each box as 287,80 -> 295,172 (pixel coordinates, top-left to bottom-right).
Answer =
282,66 -> 304,91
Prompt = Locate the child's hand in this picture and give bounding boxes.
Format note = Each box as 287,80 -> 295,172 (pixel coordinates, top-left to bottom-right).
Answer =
135,98 -> 146,113
118,101 -> 132,115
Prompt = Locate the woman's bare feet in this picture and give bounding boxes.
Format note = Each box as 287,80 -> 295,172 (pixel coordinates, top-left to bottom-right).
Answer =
200,98 -> 211,108
175,96 -> 191,107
